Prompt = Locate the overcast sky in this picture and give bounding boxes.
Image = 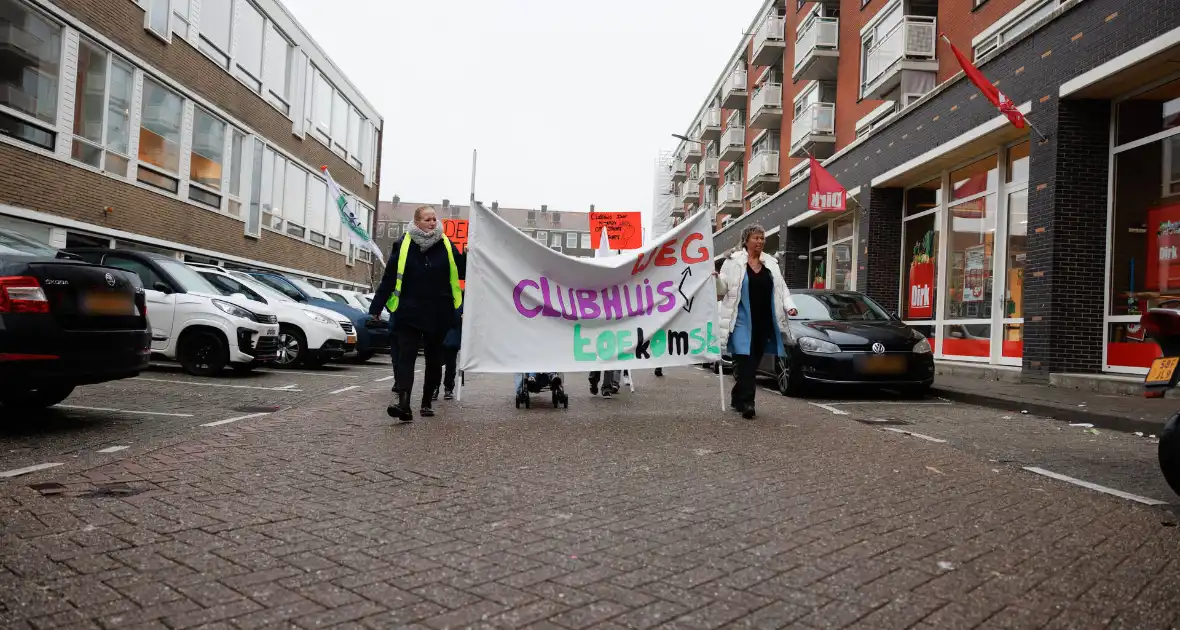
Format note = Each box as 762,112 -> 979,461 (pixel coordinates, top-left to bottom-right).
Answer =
282,0 -> 764,229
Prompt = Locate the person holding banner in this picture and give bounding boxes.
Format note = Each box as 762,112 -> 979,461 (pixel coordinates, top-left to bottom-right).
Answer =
716,224 -> 791,419
370,205 -> 465,421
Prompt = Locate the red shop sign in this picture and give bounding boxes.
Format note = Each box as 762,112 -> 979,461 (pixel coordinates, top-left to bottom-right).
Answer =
1147,203 -> 1180,294
908,261 -> 934,319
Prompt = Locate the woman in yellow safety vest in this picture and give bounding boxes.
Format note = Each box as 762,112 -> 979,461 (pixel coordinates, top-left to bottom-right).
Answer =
369,205 -> 464,421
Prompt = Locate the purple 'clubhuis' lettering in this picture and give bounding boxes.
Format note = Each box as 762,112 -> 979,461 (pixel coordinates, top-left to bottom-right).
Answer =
513,277 -> 677,321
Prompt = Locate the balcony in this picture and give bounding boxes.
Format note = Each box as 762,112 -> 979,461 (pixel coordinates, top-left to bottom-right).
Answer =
701,157 -> 720,184
700,108 -> 722,141
861,15 -> 938,100
718,181 -> 744,215
793,15 -> 839,82
720,126 -> 745,162
684,142 -> 702,164
681,179 -> 701,204
722,67 -> 748,110
746,151 -> 779,191
752,13 -> 786,67
749,83 -> 783,130
671,159 -> 687,182
790,102 -> 836,159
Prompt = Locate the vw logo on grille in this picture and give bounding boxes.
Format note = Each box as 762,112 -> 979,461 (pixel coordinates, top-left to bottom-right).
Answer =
104,273 -> 116,287
872,343 -> 885,354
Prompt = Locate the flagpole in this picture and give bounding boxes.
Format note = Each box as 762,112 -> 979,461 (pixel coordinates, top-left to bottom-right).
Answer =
939,34 -> 1048,143
456,149 -> 476,404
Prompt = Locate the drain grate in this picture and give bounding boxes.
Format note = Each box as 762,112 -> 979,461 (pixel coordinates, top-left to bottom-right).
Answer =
28,482 -> 67,496
855,417 -> 912,426
79,483 -> 144,498
232,405 -> 281,413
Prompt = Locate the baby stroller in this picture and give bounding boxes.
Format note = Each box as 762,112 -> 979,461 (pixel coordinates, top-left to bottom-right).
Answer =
514,372 -> 569,409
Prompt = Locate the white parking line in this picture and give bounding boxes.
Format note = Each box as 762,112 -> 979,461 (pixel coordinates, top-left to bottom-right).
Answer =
329,385 -> 362,395
97,445 -> 129,454
1023,467 -> 1168,506
256,370 -> 359,378
882,427 -> 948,443
0,463 -> 63,479
200,412 -> 271,427
808,402 -> 850,416
56,405 -> 194,418
132,378 -> 303,392
374,375 -> 394,382
827,401 -> 952,406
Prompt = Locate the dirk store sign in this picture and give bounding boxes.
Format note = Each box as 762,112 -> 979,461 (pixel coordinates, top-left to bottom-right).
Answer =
1148,204 -> 1180,295
459,203 -> 721,373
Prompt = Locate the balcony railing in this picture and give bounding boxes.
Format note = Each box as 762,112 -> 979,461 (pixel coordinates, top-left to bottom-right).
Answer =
671,160 -> 687,182
684,142 -> 703,164
681,180 -> 701,203
862,16 -> 937,94
791,102 -> 835,150
723,67 -> 748,109
721,126 -> 745,160
701,107 -> 722,140
746,151 -> 779,184
719,181 -> 743,206
701,157 -> 720,181
752,14 -> 786,65
793,15 -> 839,80
752,84 -> 782,114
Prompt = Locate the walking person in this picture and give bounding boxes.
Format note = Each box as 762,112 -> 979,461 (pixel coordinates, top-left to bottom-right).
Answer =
370,205 -> 464,421
588,370 -> 620,398
716,224 -> 790,419
434,295 -> 462,401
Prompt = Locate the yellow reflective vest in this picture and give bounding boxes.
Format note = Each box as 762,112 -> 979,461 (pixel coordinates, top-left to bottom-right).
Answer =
385,234 -> 463,313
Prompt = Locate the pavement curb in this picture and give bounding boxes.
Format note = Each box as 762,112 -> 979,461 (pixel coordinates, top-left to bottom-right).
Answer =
931,386 -> 1166,436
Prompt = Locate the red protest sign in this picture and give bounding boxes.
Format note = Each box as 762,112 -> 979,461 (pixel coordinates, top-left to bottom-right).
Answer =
443,218 -> 468,253
589,211 -> 643,250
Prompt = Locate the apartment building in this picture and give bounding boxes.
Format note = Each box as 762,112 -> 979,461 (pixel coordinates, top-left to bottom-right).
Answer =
0,0 -> 382,291
375,200 -> 595,259
675,0 -> 1180,383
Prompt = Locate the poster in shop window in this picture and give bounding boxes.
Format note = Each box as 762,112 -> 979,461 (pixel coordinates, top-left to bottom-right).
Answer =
1148,204 -> 1180,299
963,245 -> 986,303
907,230 -> 935,319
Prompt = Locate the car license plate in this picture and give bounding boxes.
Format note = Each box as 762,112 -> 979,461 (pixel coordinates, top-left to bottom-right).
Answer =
858,355 -> 907,375
81,292 -> 133,315
1147,357 -> 1180,385
266,328 -> 277,336
346,335 -> 357,344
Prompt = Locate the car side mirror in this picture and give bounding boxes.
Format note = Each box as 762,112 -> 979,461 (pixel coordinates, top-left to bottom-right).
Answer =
152,282 -> 172,294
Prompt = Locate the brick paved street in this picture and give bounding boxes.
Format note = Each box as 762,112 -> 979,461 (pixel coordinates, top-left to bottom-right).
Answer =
3,365 -> 1180,629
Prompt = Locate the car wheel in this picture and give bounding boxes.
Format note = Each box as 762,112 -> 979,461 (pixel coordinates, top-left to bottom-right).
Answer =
274,327 -> 307,369
776,357 -> 802,397
231,363 -> 255,375
355,351 -> 375,363
179,331 -> 228,377
0,385 -> 76,410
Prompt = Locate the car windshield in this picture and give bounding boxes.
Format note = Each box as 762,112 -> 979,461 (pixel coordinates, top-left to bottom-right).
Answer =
789,293 -> 891,322
234,274 -> 295,303
0,230 -> 59,256
197,271 -> 267,303
284,276 -> 334,301
325,292 -> 350,305
158,259 -> 221,294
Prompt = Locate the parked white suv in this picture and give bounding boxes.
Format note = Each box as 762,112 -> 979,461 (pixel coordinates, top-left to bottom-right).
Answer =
323,288 -> 386,321
190,264 -> 356,369
65,249 -> 280,376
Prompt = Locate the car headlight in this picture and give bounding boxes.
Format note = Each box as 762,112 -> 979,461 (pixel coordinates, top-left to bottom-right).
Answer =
797,336 -> 841,354
301,310 -> 335,325
912,337 -> 933,354
213,299 -> 257,321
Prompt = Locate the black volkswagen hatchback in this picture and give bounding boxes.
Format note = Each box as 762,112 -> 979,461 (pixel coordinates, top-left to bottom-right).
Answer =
753,290 -> 935,397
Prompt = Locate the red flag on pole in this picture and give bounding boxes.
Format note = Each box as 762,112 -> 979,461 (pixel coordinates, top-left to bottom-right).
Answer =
942,34 -> 1026,129
807,155 -> 847,212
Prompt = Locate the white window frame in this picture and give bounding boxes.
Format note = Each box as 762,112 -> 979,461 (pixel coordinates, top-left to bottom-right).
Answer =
971,0 -> 1065,63
187,104 -> 228,210
136,76 -> 185,194
71,38 -> 135,178
0,0 -> 64,151
144,0 -> 172,42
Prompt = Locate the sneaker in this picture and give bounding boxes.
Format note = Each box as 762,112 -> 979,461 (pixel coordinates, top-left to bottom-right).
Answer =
420,403 -> 435,418
621,372 -> 633,388
443,389 -> 455,400
602,389 -> 613,399
431,388 -> 439,401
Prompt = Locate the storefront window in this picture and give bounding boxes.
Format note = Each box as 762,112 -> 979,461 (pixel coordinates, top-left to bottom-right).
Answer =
902,211 -> 938,320
1002,142 -> 1030,360
944,324 -> 992,358
808,214 -> 856,290
832,241 -> 853,290
809,249 -> 827,288
1116,77 -> 1180,146
906,178 -> 940,216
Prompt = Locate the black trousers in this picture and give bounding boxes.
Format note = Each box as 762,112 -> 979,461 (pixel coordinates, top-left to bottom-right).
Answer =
443,346 -> 459,390
731,341 -> 767,410
393,324 -> 445,403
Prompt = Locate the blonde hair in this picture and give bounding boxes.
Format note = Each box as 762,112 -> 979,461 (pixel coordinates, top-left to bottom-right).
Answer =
413,205 -> 437,221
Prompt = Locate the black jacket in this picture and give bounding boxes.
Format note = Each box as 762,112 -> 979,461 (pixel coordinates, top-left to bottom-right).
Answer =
370,235 -> 466,333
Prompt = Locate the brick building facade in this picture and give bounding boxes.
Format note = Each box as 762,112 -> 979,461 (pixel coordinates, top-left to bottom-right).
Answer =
672,0 -> 1180,381
0,0 -> 382,290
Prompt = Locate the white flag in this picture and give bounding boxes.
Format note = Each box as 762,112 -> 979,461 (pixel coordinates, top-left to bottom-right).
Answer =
321,166 -> 385,266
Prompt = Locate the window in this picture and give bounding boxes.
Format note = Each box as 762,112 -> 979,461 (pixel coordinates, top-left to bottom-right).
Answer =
331,91 -> 347,150
246,137 -> 263,237
0,0 -> 62,148
313,71 -> 332,140
171,0 -> 191,39
137,78 -> 183,192
565,232 -> 578,248
263,24 -> 292,113
284,165 -> 307,234
233,1 -> 265,91
347,108 -> 362,168
190,107 -> 226,197
72,39 -> 133,175
261,148 -> 283,230
581,233 -> 591,249
146,0 -> 171,39
306,175 -> 327,237
859,2 -> 903,92
535,230 -> 547,243
227,129 -> 245,216
198,0 -> 233,66
550,233 -> 562,247
972,0 -> 1063,61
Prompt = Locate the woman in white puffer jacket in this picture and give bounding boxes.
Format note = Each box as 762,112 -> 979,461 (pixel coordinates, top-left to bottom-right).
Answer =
715,224 -> 791,419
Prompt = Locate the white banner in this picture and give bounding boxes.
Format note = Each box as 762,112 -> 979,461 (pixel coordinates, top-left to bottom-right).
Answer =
460,203 -> 720,373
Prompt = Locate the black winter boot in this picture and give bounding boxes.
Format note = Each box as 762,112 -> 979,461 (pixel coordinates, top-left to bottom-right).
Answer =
420,394 -> 435,417
387,391 -> 413,422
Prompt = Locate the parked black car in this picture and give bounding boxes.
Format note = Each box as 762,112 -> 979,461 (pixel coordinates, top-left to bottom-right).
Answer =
727,289 -> 935,397
0,230 -> 150,410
